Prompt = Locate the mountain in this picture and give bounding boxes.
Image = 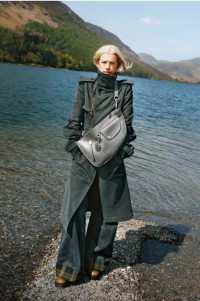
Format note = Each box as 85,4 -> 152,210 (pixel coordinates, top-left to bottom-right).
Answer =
86,22 -> 139,61
0,1 -> 84,29
137,53 -> 158,65
0,1 -> 172,81
138,53 -> 200,83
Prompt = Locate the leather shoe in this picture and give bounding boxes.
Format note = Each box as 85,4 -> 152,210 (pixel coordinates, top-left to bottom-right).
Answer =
88,270 -> 102,280
55,276 -> 69,288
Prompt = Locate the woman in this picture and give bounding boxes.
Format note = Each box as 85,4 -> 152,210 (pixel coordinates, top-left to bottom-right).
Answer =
55,45 -> 136,287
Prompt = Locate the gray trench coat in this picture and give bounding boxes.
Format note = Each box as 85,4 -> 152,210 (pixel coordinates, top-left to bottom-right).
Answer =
60,75 -> 136,231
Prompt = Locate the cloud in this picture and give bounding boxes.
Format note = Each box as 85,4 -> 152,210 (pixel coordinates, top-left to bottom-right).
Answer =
139,17 -> 161,26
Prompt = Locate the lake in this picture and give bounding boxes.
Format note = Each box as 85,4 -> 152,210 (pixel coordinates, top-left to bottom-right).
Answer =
0,63 -> 200,300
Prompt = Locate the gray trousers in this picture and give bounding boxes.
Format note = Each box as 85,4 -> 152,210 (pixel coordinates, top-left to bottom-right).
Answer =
56,176 -> 118,282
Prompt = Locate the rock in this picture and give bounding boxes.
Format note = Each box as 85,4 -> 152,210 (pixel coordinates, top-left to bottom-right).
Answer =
16,219 -> 183,301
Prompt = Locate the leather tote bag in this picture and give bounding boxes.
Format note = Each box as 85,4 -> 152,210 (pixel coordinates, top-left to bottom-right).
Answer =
77,81 -> 127,167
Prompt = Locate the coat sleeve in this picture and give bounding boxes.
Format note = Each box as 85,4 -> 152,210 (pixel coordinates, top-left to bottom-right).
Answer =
63,79 -> 85,155
121,81 -> 137,157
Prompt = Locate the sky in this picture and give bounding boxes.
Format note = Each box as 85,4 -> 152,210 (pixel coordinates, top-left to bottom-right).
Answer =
63,1 -> 200,62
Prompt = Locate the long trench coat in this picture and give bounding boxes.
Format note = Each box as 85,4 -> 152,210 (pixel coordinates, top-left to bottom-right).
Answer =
60,74 -> 136,231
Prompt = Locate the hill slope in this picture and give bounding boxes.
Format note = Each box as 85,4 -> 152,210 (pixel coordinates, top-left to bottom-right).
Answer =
0,1 -> 172,80
138,53 -> 200,83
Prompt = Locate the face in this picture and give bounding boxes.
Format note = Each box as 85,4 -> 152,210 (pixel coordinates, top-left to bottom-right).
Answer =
96,53 -> 119,76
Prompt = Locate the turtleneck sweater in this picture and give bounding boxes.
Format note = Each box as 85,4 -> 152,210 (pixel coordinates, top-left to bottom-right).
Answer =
96,70 -> 117,89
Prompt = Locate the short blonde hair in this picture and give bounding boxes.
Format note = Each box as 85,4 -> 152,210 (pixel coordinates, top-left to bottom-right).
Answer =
93,45 -> 130,72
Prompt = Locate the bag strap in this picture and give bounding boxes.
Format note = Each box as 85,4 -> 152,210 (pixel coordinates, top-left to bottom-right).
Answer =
93,80 -> 98,96
88,80 -> 97,117
114,81 -> 118,109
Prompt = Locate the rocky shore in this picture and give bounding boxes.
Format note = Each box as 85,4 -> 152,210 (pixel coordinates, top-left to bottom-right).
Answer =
12,219 -> 183,301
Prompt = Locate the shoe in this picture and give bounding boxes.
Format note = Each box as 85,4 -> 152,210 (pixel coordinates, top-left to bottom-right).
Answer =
55,276 -> 69,288
88,270 -> 102,280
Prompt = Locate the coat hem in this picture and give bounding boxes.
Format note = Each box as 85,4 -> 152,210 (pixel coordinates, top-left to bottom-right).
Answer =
103,213 -> 134,223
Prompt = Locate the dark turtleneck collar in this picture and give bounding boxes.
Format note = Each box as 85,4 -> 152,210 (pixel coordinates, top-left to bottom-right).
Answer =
96,70 -> 117,89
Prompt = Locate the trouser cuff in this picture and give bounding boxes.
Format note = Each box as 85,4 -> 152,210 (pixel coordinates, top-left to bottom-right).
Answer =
56,264 -> 80,282
87,257 -> 106,272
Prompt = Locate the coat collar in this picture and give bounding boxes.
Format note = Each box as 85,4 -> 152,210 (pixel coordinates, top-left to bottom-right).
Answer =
96,70 -> 117,89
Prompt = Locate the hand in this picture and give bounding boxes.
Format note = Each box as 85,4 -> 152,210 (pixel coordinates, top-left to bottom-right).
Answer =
70,146 -> 81,159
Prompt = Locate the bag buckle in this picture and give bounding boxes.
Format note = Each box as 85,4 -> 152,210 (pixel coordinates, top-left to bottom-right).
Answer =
95,134 -> 102,152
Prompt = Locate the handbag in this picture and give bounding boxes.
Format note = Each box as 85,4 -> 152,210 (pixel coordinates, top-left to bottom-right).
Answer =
76,81 -> 127,167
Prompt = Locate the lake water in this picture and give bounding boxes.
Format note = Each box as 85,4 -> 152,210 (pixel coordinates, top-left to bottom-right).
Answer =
0,63 -> 200,300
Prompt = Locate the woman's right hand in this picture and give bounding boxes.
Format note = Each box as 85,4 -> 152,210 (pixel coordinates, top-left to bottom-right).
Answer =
70,146 -> 81,160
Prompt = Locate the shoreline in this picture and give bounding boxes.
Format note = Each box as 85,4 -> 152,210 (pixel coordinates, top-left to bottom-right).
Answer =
1,62 -> 198,84
13,219 -> 184,301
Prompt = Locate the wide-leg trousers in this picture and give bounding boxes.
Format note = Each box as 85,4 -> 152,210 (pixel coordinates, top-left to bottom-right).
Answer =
56,175 -> 118,282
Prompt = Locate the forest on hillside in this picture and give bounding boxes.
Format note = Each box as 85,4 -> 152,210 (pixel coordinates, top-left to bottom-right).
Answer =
0,20 -> 172,80
0,21 -> 106,70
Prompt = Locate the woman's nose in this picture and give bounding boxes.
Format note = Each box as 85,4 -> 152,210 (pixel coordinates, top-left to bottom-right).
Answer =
106,63 -> 110,69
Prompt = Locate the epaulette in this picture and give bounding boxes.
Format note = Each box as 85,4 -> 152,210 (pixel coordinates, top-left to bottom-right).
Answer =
78,76 -> 95,83
121,79 -> 134,85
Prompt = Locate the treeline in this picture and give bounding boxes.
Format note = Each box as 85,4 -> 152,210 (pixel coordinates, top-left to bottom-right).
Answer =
0,21 -> 107,71
0,20 -> 171,80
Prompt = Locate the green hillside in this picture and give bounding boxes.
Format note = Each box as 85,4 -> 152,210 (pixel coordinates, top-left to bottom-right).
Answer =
0,1 -> 172,80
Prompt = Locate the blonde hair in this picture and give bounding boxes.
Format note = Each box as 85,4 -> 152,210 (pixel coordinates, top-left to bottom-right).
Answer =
93,45 -> 131,72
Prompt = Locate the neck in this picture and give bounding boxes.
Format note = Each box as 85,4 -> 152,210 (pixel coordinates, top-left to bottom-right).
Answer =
96,70 -> 117,89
